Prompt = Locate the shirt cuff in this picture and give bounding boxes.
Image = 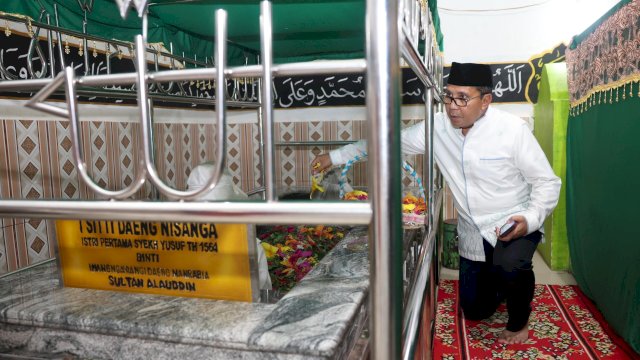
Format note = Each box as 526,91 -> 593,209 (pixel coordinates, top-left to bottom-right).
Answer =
329,150 -> 344,166
519,209 -> 540,235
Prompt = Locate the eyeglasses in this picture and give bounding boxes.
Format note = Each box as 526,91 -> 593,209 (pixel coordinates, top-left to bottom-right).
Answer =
442,94 -> 483,107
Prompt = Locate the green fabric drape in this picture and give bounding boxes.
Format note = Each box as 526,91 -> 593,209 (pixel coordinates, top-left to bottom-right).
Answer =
0,0 -> 224,63
566,83 -> 640,353
428,0 -> 444,52
1,0 -> 444,64
565,1 -> 640,353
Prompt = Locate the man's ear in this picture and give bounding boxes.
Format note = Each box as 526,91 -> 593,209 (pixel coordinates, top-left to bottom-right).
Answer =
481,93 -> 492,110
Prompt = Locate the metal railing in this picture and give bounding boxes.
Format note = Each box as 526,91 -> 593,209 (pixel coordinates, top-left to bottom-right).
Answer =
0,0 -> 443,358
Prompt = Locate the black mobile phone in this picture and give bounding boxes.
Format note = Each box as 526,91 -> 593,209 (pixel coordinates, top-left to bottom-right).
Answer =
499,221 -> 516,237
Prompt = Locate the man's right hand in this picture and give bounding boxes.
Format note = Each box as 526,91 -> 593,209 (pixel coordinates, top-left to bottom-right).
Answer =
311,154 -> 332,174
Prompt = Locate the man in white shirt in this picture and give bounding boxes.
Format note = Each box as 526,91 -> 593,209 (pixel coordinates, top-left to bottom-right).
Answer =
311,62 -> 561,344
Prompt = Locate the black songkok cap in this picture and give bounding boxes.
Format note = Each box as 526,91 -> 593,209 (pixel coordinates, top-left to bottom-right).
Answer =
447,62 -> 493,88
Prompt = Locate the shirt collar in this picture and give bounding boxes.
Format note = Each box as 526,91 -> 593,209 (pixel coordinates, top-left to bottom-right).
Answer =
458,106 -> 492,136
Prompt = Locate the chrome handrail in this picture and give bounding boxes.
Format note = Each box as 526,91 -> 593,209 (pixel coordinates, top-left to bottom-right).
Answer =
402,190 -> 443,360
133,11 -> 225,200
26,10 -> 49,79
0,61 -> 367,91
0,200 -> 372,225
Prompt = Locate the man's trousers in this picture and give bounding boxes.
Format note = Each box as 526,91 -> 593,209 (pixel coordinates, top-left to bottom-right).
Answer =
458,231 -> 541,332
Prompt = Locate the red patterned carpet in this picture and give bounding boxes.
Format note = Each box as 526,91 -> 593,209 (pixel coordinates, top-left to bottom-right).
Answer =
433,280 -> 639,359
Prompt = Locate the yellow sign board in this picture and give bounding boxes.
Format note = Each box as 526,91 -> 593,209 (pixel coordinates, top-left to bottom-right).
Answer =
55,220 -> 256,302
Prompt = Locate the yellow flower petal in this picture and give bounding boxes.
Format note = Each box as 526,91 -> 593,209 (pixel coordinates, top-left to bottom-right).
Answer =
261,242 -> 278,258
403,203 -> 416,212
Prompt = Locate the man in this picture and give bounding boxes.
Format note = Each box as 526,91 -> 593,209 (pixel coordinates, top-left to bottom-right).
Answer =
311,62 -> 561,344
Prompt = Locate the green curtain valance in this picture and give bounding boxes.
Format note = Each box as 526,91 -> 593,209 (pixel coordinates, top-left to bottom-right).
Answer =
566,0 -> 640,114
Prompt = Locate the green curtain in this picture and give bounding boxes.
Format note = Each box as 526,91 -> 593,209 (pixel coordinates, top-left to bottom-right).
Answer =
566,83 -> 640,353
565,1 -> 640,353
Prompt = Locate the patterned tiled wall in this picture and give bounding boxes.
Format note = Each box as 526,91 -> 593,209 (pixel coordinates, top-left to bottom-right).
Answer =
0,116 -> 425,275
275,120 -> 371,189
273,119 -> 423,192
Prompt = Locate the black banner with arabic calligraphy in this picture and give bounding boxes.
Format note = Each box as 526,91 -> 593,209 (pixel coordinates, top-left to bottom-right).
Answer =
273,70 -> 430,108
0,33 -> 212,108
269,43 -> 566,107
442,64 -> 533,104
440,44 -> 566,104
271,62 -> 540,107
1,32 -> 564,108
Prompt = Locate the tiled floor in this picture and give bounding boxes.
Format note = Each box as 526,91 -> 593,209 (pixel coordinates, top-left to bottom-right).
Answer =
531,251 -> 577,285
440,250 -> 577,285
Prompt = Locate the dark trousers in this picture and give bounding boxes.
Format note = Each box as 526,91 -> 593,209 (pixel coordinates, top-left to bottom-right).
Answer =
458,231 -> 541,332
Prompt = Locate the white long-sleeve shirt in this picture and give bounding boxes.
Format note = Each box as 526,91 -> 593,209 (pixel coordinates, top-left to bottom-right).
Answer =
329,107 -> 561,261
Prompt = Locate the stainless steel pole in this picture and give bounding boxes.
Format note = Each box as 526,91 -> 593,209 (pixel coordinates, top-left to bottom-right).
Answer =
425,88 -> 434,228
366,0 -> 403,358
260,1 -> 276,202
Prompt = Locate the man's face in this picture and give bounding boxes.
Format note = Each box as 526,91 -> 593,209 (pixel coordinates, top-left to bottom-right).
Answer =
443,84 -> 492,130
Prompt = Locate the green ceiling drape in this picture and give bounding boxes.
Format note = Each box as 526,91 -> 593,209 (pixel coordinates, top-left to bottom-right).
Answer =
1,0 -> 444,65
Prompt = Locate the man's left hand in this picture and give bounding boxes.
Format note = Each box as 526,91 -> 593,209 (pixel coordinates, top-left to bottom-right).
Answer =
495,215 -> 528,242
